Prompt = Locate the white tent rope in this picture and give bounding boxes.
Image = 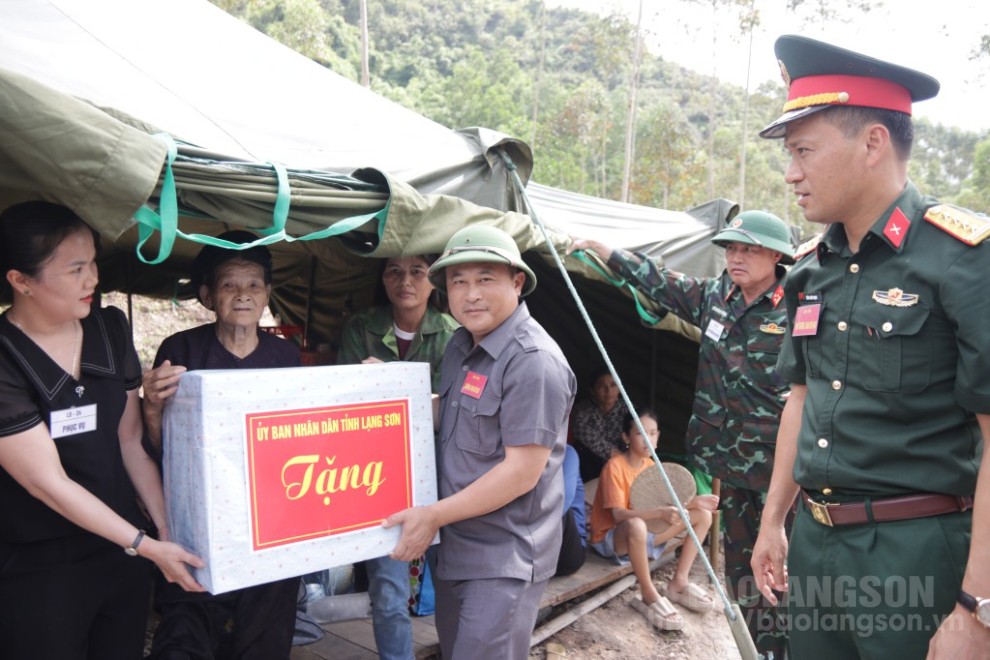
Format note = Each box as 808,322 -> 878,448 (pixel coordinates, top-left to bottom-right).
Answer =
497,149 -> 737,620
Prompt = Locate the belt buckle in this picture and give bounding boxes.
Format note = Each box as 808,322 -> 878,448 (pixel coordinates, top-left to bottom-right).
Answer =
807,497 -> 837,527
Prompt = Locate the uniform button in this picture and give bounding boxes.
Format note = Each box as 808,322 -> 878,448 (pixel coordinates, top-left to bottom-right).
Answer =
831,380 -> 842,390
837,321 -> 848,331
849,264 -> 860,273
452,402 -> 458,408
817,438 -> 829,448
822,487 -> 833,496
462,365 -> 469,371
882,322 -> 893,332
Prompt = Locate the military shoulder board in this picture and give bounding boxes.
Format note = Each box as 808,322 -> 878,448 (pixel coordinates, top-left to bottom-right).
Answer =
924,204 -> 990,245
793,233 -> 822,260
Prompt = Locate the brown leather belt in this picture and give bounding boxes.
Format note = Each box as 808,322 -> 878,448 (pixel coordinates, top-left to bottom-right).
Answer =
801,490 -> 974,527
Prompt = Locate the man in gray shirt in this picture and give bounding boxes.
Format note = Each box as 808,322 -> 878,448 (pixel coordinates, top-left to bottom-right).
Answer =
386,225 -> 576,659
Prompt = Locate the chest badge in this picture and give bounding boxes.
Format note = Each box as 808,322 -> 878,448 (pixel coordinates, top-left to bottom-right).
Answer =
759,323 -> 785,335
872,288 -> 919,307
792,304 -> 822,337
460,371 -> 488,399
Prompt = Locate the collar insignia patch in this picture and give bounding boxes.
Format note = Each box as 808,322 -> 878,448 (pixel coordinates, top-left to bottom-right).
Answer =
882,208 -> 911,249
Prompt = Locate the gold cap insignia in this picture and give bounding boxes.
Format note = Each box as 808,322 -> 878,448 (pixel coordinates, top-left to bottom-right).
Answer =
924,204 -> 990,245
871,288 -> 919,307
759,323 -> 786,335
778,59 -> 791,87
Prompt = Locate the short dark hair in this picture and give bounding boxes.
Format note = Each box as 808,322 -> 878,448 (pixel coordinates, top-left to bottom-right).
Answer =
588,366 -> 613,389
372,253 -> 445,309
622,406 -> 658,434
0,201 -> 99,297
190,230 -> 273,295
821,106 -> 914,160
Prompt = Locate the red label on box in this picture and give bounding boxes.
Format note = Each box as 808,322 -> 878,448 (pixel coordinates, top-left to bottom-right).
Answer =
245,400 -> 412,550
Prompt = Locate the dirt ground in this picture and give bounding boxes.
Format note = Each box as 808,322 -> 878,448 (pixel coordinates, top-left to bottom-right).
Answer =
529,551 -> 743,660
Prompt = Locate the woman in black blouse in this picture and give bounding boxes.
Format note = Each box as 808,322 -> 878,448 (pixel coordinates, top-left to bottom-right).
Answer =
0,201 -> 204,660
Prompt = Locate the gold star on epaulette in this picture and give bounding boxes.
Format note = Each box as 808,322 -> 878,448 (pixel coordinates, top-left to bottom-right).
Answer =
924,204 -> 990,245
793,233 -> 822,260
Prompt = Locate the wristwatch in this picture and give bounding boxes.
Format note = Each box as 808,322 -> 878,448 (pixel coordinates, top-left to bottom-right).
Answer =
957,589 -> 990,628
124,530 -> 146,557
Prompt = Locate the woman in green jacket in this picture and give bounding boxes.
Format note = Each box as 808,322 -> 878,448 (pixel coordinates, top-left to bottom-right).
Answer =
334,253 -> 457,660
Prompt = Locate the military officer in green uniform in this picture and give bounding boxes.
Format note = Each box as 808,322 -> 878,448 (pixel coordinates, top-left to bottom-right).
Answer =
751,35 -> 990,659
571,209 -> 795,658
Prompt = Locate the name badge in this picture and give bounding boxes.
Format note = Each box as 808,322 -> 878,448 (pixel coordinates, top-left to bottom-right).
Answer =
50,404 -> 97,439
460,371 -> 488,399
792,304 -> 822,337
704,319 -> 725,342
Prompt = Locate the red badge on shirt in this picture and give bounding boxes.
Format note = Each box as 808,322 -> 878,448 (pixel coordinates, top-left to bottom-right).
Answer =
770,284 -> 784,309
792,304 -> 822,337
882,208 -> 910,249
461,371 -> 488,399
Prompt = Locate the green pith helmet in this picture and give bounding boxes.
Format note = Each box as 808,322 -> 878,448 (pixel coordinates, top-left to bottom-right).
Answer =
429,224 -> 537,296
711,210 -> 796,265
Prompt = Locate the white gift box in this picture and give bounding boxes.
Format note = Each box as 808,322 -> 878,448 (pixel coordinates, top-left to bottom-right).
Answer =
162,362 -> 437,594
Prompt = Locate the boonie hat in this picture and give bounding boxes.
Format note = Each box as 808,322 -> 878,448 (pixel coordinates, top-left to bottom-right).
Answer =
760,35 -> 940,139
711,210 -> 796,265
429,225 -> 537,297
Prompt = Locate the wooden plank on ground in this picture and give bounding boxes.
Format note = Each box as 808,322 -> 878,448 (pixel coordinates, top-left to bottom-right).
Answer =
291,539 -> 684,660
291,629 -> 377,660
540,541 -> 681,608
412,615 -> 440,659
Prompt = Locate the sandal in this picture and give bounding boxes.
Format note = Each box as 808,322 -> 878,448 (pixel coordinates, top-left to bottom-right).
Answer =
630,595 -> 684,631
658,581 -> 716,613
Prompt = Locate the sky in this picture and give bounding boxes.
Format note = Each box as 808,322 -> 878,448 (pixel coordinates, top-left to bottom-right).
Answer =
546,0 -> 990,133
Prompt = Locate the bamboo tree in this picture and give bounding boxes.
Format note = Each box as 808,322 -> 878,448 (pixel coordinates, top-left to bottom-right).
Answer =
359,0 -> 370,87
620,0 -> 644,204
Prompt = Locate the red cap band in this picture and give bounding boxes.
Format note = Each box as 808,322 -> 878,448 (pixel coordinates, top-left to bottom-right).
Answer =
784,74 -> 913,115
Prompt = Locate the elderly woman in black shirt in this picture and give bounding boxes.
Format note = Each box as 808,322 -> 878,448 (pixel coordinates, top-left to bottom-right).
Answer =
142,230 -> 301,660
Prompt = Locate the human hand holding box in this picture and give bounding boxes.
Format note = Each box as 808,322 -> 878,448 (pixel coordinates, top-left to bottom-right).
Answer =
162,362 -> 438,594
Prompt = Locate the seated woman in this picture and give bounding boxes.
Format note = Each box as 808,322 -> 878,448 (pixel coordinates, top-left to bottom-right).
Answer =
142,230 -> 301,660
570,367 -> 629,482
588,408 -> 717,631
0,201 -> 204,660
334,253 -> 458,660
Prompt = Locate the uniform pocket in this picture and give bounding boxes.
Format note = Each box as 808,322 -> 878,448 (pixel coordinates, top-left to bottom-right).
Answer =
454,392 -> 502,456
852,304 -> 931,393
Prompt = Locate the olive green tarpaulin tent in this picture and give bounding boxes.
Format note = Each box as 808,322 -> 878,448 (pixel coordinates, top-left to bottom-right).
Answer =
0,0 -> 738,453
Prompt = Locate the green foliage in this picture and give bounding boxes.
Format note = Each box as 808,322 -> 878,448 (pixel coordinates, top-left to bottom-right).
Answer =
210,0 -> 983,220
956,137 -> 990,214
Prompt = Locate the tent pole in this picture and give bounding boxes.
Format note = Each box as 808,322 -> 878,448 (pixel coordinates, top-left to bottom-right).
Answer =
303,254 -> 317,350
649,330 -> 657,412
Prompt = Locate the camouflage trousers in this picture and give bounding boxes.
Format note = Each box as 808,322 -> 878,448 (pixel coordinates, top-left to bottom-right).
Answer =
721,482 -> 793,660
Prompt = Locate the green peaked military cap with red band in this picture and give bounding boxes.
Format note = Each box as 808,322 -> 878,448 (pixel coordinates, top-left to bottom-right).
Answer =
760,35 -> 941,139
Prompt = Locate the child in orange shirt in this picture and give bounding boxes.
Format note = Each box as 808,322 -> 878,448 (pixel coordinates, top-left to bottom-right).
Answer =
589,408 -> 718,630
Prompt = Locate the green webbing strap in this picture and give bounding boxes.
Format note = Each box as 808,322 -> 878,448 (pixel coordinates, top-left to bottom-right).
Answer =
570,250 -> 665,326
497,147 -> 736,622
132,134 -> 390,262
262,160 -> 290,236
134,133 -> 179,265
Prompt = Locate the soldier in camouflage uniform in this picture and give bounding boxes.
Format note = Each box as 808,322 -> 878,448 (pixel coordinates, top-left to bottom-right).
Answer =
571,210 -> 795,659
